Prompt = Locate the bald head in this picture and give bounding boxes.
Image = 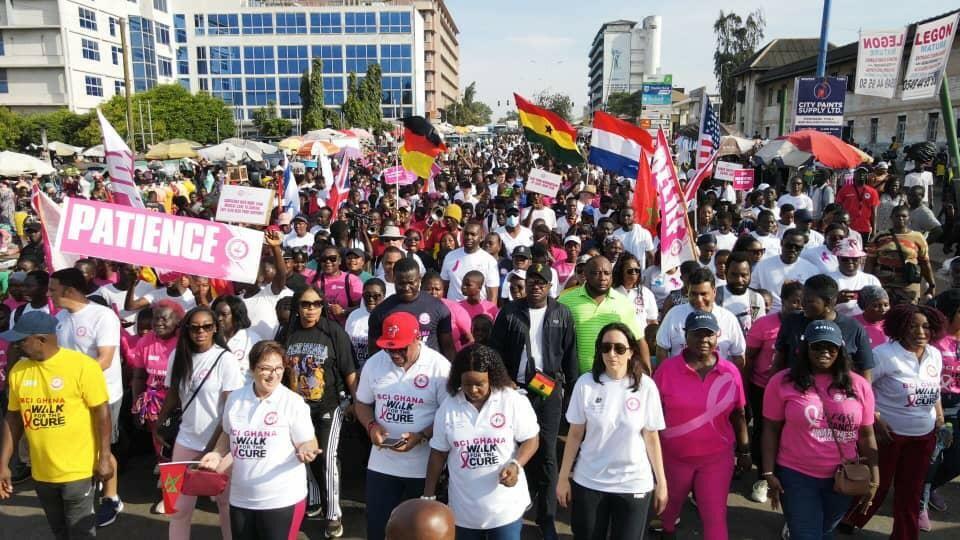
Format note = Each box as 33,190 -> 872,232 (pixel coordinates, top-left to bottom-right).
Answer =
385,499 -> 455,540
584,255 -> 613,296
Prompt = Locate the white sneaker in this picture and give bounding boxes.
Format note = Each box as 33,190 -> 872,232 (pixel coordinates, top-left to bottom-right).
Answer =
751,479 -> 769,503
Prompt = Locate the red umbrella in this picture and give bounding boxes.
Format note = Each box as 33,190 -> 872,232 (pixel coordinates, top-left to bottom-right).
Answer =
780,130 -> 867,169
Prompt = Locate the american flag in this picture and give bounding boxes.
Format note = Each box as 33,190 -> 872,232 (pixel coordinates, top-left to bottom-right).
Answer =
696,95 -> 720,170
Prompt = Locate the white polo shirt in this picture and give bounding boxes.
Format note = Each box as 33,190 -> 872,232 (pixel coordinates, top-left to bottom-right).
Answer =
56,302 -> 123,404
357,345 -> 450,478
565,373 -> 664,493
431,388 -> 539,529
656,303 -> 746,359
871,341 -> 942,436
222,383 -> 314,510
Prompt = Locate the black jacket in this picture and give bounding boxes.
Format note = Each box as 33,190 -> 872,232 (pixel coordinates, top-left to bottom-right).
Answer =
490,297 -> 578,395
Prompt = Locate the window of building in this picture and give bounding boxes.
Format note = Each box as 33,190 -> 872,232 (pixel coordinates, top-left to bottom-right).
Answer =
209,46 -> 241,74
344,12 -> 376,34
109,17 -> 118,37
178,78 -> 190,90
199,78 -> 209,91
869,118 -> 879,144
79,7 -> 97,31
243,46 -> 275,75
312,45 -> 342,74
241,13 -> 273,35
766,88 -> 773,106
85,75 -> 104,96
115,80 -> 124,96
129,16 -> 158,91
196,47 -> 207,74
111,46 -> 121,65
153,0 -> 168,13
277,45 -> 308,75
194,14 -> 205,36
208,14 -> 239,36
379,12 -> 410,33
382,75 -> 412,119
323,77 -> 344,105
176,46 -> 189,74
379,44 -> 411,74
278,77 -> 301,106
174,14 -> 187,43
310,13 -> 341,34
211,77 -> 243,105
0,33 -> 4,56
82,38 -> 101,61
156,23 -> 170,46
764,126 -> 770,139
280,108 -> 299,120
843,120 -> 854,143
345,44 -> 376,74
896,115 -> 907,144
0,69 -> 8,93
245,77 -> 276,107
927,112 -> 940,142
275,12 -> 306,34
158,56 -> 172,77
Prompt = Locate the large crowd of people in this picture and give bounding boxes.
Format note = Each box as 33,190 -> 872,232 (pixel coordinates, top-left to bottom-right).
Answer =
0,132 -> 957,540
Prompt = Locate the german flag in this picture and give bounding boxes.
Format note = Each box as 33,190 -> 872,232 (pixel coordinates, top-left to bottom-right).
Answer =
399,116 -> 447,179
514,93 -> 584,164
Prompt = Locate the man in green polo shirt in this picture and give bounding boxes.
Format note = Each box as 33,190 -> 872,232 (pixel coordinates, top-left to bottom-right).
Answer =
559,256 -> 649,373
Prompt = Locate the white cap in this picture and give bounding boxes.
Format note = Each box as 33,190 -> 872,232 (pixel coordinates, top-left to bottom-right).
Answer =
563,235 -> 581,245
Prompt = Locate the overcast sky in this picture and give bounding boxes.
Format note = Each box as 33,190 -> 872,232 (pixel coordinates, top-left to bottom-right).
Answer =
448,0 -> 953,121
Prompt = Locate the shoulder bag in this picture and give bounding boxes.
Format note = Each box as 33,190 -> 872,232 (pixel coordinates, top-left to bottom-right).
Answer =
156,350 -> 228,449
813,384 -> 872,497
888,230 -> 922,284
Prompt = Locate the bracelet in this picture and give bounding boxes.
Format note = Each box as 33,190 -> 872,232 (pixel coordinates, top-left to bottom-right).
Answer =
508,458 -> 522,469
420,495 -> 436,501
761,472 -> 775,477
869,482 -> 880,487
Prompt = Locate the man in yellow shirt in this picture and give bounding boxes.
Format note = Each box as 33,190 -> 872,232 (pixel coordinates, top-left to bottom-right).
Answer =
0,312 -> 113,539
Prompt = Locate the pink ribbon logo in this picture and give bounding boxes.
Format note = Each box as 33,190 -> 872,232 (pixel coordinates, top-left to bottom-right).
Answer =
662,372 -> 737,440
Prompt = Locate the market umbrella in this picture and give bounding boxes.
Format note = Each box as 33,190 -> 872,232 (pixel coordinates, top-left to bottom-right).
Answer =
780,130 -> 869,169
198,143 -> 262,164
47,141 -> 84,157
82,144 -> 105,158
277,136 -> 303,151
164,138 -> 203,149
0,151 -> 56,176
297,140 -> 340,157
346,128 -> 375,140
145,141 -> 198,160
223,137 -> 278,154
755,140 -> 815,168
304,128 -> 343,141
717,136 -> 757,158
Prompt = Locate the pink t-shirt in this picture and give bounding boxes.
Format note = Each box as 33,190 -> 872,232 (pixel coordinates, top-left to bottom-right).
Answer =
854,314 -> 888,349
654,353 -> 747,459
316,271 -> 363,323
129,332 -> 179,394
745,313 -> 781,387
934,334 -> 960,397
763,370 -> 875,479
442,298 -> 473,351
459,299 -> 499,323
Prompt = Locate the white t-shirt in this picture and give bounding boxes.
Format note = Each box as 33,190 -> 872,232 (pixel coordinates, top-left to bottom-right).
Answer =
778,193 -> 814,212
829,271 -> 882,317
244,286 -> 294,340
904,171 -> 934,204
144,287 -> 197,312
494,225 -> 534,254
344,304 -> 372,369
56,302 -> 123,404
226,327 -> 264,377
521,207 -> 557,230
750,232 -> 781,260
96,282 -> 155,335
565,373 -> 665,493
612,227 -> 654,268
642,266 -> 684,310
871,341 -> 942,436
718,287 -> 766,334
614,285 -> 658,331
655,303 -> 746,359
165,346 -> 245,451
283,231 -> 315,253
517,306 -> 547,384
750,256 -> 819,312
356,346 -> 450,478
710,230 -> 738,253
431,389 -> 539,529
802,229 -> 825,249
222,383 -> 313,510
440,248 -> 500,301
801,245 -> 840,275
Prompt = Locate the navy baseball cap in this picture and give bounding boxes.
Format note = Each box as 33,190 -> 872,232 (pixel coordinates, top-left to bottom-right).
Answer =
684,310 -> 720,334
803,320 -> 844,347
1,311 -> 59,342
795,209 -> 814,223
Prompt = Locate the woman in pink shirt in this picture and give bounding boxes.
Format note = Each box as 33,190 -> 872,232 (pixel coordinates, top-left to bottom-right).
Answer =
744,281 -> 804,502
762,320 -> 879,538
654,310 -> 749,539
924,290 -> 960,522
852,286 -> 890,348
312,246 -> 362,324
423,272 -> 474,351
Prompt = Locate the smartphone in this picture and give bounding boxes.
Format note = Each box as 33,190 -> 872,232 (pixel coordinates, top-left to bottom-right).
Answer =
380,437 -> 404,448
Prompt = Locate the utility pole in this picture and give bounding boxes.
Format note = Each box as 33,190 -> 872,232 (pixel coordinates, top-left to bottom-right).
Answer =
815,0 -> 832,78
138,100 -> 147,150
146,101 -> 155,145
119,18 -> 136,151
941,81 -> 960,200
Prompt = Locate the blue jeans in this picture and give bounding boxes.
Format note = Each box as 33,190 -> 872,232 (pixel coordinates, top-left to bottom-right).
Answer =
365,469 -> 425,540
778,465 -> 852,540
455,519 -> 522,540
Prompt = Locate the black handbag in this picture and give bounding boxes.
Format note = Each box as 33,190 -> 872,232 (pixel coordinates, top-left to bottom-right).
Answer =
156,351 -> 227,448
888,230 -> 922,284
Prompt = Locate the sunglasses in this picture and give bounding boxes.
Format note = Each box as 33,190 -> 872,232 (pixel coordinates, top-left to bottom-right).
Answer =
299,300 -> 323,310
320,256 -> 339,263
405,236 -> 421,242
188,323 -> 216,334
600,342 -> 629,355
624,268 -> 642,275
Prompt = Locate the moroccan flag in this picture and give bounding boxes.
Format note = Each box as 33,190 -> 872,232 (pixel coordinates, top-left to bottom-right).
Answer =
633,149 -> 659,236
513,93 -> 584,165
158,462 -> 190,515
399,116 -> 446,179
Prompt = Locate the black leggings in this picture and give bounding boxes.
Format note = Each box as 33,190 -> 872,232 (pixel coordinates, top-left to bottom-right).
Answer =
229,500 -> 306,540
570,481 -> 651,540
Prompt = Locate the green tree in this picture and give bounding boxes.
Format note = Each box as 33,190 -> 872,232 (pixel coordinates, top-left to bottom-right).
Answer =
17,109 -> 92,149
446,82 -> 493,125
341,72 -> 365,127
534,91 -> 574,121
252,101 -> 292,137
713,9 -> 766,122
0,107 -> 22,149
605,91 -> 643,119
359,63 -> 384,128
496,110 -> 519,124
301,60 -> 328,132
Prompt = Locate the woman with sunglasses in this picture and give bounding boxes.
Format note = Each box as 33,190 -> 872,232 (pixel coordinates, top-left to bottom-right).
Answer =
613,253 -> 658,332
731,236 -> 766,267
557,322 -> 667,539
199,341 -> 320,540
212,295 -> 263,378
312,246 -> 363,325
159,306 -> 244,540
283,285 -> 357,537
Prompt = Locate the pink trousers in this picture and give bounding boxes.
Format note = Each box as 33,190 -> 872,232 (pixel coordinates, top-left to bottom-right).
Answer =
169,443 -> 232,540
661,453 -> 735,540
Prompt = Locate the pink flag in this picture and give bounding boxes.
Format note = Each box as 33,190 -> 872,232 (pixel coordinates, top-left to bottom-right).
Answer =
31,184 -> 80,271
97,110 -> 144,209
651,128 -> 695,271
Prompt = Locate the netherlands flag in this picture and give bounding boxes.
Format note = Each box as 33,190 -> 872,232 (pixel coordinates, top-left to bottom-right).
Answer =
588,111 -> 654,178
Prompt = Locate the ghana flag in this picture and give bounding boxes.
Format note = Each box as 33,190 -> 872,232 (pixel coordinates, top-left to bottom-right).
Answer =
399,116 -> 447,179
514,93 -> 584,164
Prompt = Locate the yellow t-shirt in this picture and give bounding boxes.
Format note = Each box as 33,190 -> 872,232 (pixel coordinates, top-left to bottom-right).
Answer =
7,348 -> 109,483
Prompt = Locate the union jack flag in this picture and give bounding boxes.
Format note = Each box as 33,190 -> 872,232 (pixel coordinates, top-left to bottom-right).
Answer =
696,95 -> 720,170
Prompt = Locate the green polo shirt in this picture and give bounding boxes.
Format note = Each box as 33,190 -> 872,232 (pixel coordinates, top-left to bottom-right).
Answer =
558,286 -> 643,373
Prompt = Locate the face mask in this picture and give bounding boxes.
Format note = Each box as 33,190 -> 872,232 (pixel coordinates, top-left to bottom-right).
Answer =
506,216 -> 519,228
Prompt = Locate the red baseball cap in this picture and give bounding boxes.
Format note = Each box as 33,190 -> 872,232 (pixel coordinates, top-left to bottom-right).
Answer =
376,312 -> 419,349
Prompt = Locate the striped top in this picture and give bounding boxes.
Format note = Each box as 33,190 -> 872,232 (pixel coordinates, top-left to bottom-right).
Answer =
558,286 -> 644,374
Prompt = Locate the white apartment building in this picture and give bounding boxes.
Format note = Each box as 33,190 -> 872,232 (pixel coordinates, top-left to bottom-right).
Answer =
587,16 -> 662,111
0,0 -> 176,114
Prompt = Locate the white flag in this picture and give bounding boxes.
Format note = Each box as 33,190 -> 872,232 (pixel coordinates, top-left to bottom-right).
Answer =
97,109 -> 144,208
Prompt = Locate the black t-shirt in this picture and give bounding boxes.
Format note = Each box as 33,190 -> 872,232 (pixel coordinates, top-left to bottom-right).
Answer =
285,320 -> 355,411
775,312 -> 875,373
368,291 -> 452,355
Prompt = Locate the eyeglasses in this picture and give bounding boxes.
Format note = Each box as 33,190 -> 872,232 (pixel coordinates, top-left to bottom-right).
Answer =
600,342 -> 629,355
299,300 -> 323,310
255,365 -> 285,376
188,323 -> 216,334
625,268 -> 642,275
320,256 -> 339,263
